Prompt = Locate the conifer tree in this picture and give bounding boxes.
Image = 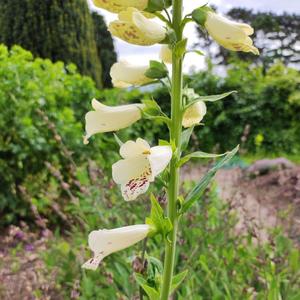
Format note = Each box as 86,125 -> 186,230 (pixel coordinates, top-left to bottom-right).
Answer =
0,0 -> 105,88
92,12 -> 117,88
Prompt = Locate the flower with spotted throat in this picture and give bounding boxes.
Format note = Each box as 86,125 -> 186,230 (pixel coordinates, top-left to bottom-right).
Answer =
110,60 -> 153,88
193,8 -> 259,55
108,8 -> 166,46
82,224 -> 150,270
84,99 -> 144,144
112,138 -> 172,201
92,0 -> 149,13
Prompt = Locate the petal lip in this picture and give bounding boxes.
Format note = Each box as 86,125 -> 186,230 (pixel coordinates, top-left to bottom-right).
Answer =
119,138 -> 151,158
112,154 -> 151,184
148,145 -> 173,177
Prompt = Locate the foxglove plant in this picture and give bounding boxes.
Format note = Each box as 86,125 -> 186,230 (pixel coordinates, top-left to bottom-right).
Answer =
84,1 -> 259,299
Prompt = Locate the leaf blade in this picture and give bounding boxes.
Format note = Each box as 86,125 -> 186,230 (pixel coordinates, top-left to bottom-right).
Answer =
181,145 -> 239,214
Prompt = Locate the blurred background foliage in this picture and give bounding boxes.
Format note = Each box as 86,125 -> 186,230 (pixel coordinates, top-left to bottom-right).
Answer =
0,2 -> 299,300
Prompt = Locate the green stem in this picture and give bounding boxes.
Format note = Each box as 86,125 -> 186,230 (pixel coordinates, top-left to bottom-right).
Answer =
160,0 -> 183,299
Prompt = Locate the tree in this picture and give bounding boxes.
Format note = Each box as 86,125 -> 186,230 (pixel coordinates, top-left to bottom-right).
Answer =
196,8 -> 300,69
0,0 -> 106,88
92,12 -> 117,88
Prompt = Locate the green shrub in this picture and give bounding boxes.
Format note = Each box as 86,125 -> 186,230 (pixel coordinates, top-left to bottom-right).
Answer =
0,45 -> 107,225
184,60 -> 300,154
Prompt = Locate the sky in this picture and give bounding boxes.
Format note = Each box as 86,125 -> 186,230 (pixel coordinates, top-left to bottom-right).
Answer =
88,0 -> 300,72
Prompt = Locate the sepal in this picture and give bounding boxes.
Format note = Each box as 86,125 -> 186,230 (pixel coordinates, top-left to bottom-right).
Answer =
192,5 -> 214,27
146,194 -> 172,238
144,60 -> 169,80
146,0 -> 172,13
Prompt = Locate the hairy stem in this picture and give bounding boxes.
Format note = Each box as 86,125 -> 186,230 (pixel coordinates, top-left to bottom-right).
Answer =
160,0 -> 183,299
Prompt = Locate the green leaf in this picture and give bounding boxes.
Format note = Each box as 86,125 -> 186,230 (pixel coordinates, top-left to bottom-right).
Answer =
185,91 -> 237,109
181,145 -> 239,214
178,150 -> 229,167
113,133 -> 123,147
171,270 -> 189,293
181,126 -> 195,151
145,60 -> 169,79
174,38 -> 188,58
186,49 -> 205,56
146,194 -> 172,237
135,274 -> 160,300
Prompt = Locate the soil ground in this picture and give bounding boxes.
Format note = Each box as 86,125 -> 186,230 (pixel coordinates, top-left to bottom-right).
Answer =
1,163 -> 299,299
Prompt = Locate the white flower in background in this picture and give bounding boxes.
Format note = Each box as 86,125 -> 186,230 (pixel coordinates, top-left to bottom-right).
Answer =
110,60 -> 152,88
92,0 -> 148,13
112,138 -> 172,201
108,8 -> 166,46
84,99 -> 144,143
159,45 -> 172,64
205,12 -> 259,55
182,101 -> 207,128
82,224 -> 150,270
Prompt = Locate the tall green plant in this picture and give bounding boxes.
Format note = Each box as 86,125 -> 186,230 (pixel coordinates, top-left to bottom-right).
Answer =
81,1 -> 259,299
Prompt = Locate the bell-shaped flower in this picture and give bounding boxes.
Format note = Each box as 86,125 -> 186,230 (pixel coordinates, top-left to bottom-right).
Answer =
182,101 -> 207,128
159,45 -> 172,64
92,0 -> 148,13
112,138 -> 172,201
205,12 -> 259,55
84,99 -> 144,143
108,8 -> 167,46
110,60 -> 153,88
82,224 -> 150,270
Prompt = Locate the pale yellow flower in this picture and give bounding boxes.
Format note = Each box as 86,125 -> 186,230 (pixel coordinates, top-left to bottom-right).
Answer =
112,138 -> 172,201
84,99 -> 144,143
159,45 -> 172,64
205,12 -> 259,55
108,8 -> 166,46
183,101 -> 207,128
82,224 -> 150,270
92,0 -> 148,13
110,60 -> 152,87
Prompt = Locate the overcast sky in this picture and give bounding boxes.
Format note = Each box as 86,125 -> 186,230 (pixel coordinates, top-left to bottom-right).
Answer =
88,0 -> 300,72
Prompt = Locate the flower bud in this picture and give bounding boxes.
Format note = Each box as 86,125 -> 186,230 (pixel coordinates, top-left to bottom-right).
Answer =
182,101 -> 207,128
159,45 -> 172,64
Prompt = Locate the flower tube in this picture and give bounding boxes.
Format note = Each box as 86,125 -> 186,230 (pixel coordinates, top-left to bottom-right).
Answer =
84,99 -> 144,143
108,8 -> 166,46
82,224 -> 150,270
110,60 -> 152,88
112,138 -> 172,201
